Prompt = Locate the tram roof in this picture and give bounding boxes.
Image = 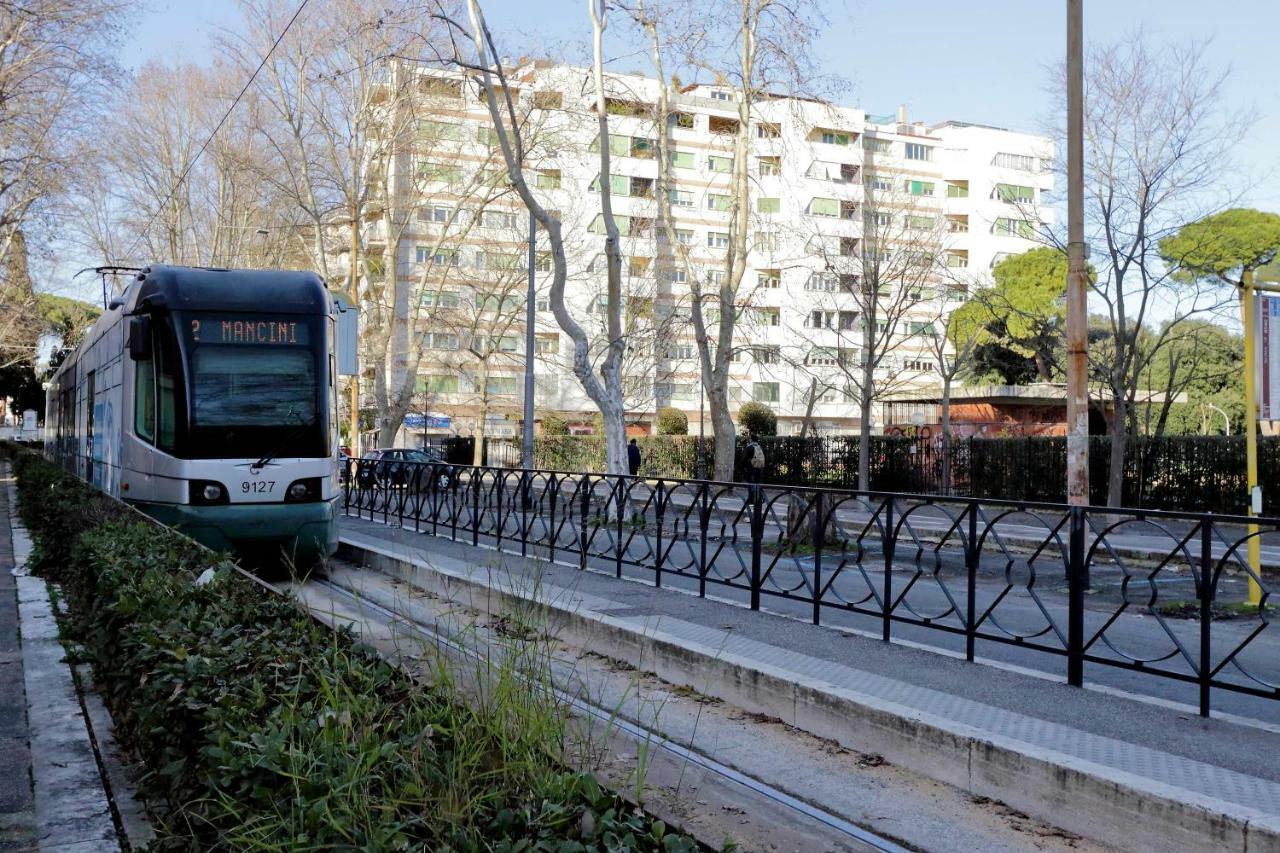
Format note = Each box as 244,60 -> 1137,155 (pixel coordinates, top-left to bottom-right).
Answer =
129,265 -> 329,314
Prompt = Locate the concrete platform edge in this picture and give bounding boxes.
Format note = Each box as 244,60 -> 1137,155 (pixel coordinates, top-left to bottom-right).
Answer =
340,533 -> 1280,853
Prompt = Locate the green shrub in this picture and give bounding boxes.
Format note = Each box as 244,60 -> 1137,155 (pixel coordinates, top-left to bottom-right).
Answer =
8,447 -> 697,852
656,407 -> 689,435
540,411 -> 570,435
736,402 -> 777,437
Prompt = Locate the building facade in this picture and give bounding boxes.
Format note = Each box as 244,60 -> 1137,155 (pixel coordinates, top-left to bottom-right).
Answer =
361,61 -> 1053,443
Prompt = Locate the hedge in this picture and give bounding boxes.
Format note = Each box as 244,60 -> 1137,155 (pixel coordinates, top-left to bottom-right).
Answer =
6,446 -> 698,852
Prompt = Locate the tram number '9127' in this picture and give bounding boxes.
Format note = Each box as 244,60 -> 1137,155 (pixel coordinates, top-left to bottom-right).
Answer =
242,480 -> 276,495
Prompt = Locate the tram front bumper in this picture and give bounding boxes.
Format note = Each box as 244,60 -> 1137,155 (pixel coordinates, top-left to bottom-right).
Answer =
130,498 -> 340,565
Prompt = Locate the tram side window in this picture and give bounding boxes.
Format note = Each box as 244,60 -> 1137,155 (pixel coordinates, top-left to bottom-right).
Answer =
135,360 -> 156,442
134,319 -> 180,451
156,320 -> 179,451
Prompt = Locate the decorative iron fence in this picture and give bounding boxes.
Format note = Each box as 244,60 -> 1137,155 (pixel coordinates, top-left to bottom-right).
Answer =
342,458 -> 1279,717
482,434 -> 1280,514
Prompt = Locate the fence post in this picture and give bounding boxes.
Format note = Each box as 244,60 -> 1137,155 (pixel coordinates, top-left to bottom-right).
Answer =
471,470 -> 481,547
1199,517 -> 1214,718
882,498 -> 895,643
579,475 -> 591,571
1067,505 -> 1086,688
548,473 -> 558,564
812,491 -> 824,626
750,487 -> 764,611
698,481 -> 709,598
654,480 -> 665,589
965,502 -> 979,663
615,477 -> 625,579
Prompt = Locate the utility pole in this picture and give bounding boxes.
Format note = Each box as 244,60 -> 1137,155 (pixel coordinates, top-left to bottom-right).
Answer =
1065,0 -> 1089,507
349,213 -> 361,455
522,209 -> 536,473
1241,269 -> 1262,603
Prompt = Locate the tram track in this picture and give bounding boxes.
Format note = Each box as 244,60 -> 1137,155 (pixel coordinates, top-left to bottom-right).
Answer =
287,559 -> 912,853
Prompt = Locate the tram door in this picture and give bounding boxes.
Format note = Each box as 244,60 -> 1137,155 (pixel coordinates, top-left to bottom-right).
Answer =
85,370 -> 96,485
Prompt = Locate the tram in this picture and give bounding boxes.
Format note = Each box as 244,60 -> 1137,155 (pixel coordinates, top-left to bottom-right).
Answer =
44,265 -> 341,566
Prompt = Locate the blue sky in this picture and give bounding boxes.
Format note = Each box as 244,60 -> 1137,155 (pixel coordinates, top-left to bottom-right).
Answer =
68,0 -> 1272,303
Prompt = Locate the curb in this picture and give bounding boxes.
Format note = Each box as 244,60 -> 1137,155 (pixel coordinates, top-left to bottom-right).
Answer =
342,534 -> 1280,853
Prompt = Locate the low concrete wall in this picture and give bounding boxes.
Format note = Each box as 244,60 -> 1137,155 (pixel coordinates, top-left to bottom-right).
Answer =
341,537 -> 1280,853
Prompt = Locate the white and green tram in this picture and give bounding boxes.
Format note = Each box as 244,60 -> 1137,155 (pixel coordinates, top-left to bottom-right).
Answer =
45,265 -> 342,565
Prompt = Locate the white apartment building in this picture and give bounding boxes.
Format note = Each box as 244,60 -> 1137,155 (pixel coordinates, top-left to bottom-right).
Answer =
364,61 -> 1053,441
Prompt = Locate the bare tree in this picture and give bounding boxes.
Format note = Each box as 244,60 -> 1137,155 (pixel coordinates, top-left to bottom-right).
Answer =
790,178 -> 954,489
1048,34 -> 1245,506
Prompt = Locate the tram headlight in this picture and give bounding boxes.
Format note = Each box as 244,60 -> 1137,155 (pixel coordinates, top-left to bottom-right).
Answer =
285,477 -> 321,503
189,480 -> 229,505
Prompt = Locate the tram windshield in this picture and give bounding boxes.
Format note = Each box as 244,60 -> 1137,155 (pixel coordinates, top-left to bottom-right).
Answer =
177,313 -> 328,459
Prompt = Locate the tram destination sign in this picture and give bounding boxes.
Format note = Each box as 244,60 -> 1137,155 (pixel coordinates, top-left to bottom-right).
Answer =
189,317 -> 310,346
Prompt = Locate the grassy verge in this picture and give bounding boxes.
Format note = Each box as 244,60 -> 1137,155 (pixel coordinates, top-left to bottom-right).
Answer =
5,445 -> 700,852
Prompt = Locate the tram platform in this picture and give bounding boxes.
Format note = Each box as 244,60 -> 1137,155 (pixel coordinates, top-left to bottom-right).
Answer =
338,513 -> 1280,853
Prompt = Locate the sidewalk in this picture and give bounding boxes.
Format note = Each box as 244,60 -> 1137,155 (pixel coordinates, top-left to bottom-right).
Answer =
0,467 -> 34,849
339,513 -> 1280,853
0,463 -> 120,853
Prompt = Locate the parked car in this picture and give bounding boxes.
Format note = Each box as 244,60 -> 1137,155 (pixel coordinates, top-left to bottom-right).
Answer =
355,448 -> 453,492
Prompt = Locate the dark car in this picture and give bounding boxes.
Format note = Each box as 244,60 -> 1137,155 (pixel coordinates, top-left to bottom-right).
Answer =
355,448 -> 453,492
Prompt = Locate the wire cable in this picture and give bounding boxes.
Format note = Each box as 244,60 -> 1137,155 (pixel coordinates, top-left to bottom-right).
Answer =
117,0 -> 311,266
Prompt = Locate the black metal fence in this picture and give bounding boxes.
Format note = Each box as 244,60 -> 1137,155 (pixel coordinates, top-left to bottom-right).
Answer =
482,435 -> 1280,515
342,458 -> 1279,718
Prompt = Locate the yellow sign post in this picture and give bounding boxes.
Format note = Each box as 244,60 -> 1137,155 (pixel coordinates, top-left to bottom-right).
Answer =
1241,270 -> 1262,603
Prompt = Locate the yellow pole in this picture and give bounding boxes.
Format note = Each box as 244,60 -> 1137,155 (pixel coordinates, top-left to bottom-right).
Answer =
1242,269 -> 1262,604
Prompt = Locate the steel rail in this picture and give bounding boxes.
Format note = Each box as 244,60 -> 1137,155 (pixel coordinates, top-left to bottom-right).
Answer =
300,569 -> 910,853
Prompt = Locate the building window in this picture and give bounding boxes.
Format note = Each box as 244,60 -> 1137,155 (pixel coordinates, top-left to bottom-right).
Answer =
670,111 -> 695,129
669,188 -> 694,208
707,231 -> 730,249
805,272 -> 838,292
865,174 -> 892,192
670,150 -> 695,169
757,270 -> 780,289
417,205 -> 451,223
418,374 -> 458,394
536,333 -> 559,354
905,179 -> 935,196
707,269 -> 726,285
946,181 -> 969,198
590,173 -> 630,196
707,155 -> 733,173
534,170 -> 561,189
424,332 -> 459,350
864,136 -> 892,153
809,197 -> 838,217
589,213 -> 631,235
666,343 -> 695,360
752,345 -> 780,365
754,231 -> 780,252
706,193 -> 732,212
756,308 -> 780,326
946,251 -> 968,268
420,289 -> 460,309
483,210 -> 518,229
992,151 -> 1037,171
819,130 -> 851,145
486,376 -> 519,396
905,142 -> 932,161
536,253 -> 552,273
807,347 -> 839,366
709,89 -> 731,101
757,197 -> 780,214
752,382 -> 780,403
906,215 -> 936,230
758,156 -> 781,176
417,246 -> 459,266
994,183 -> 1035,204
674,229 -> 694,245
756,122 -> 781,138
994,217 -> 1034,238
662,268 -> 687,283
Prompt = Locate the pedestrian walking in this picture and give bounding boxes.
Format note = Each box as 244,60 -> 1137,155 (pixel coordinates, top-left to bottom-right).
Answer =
627,438 -> 642,477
